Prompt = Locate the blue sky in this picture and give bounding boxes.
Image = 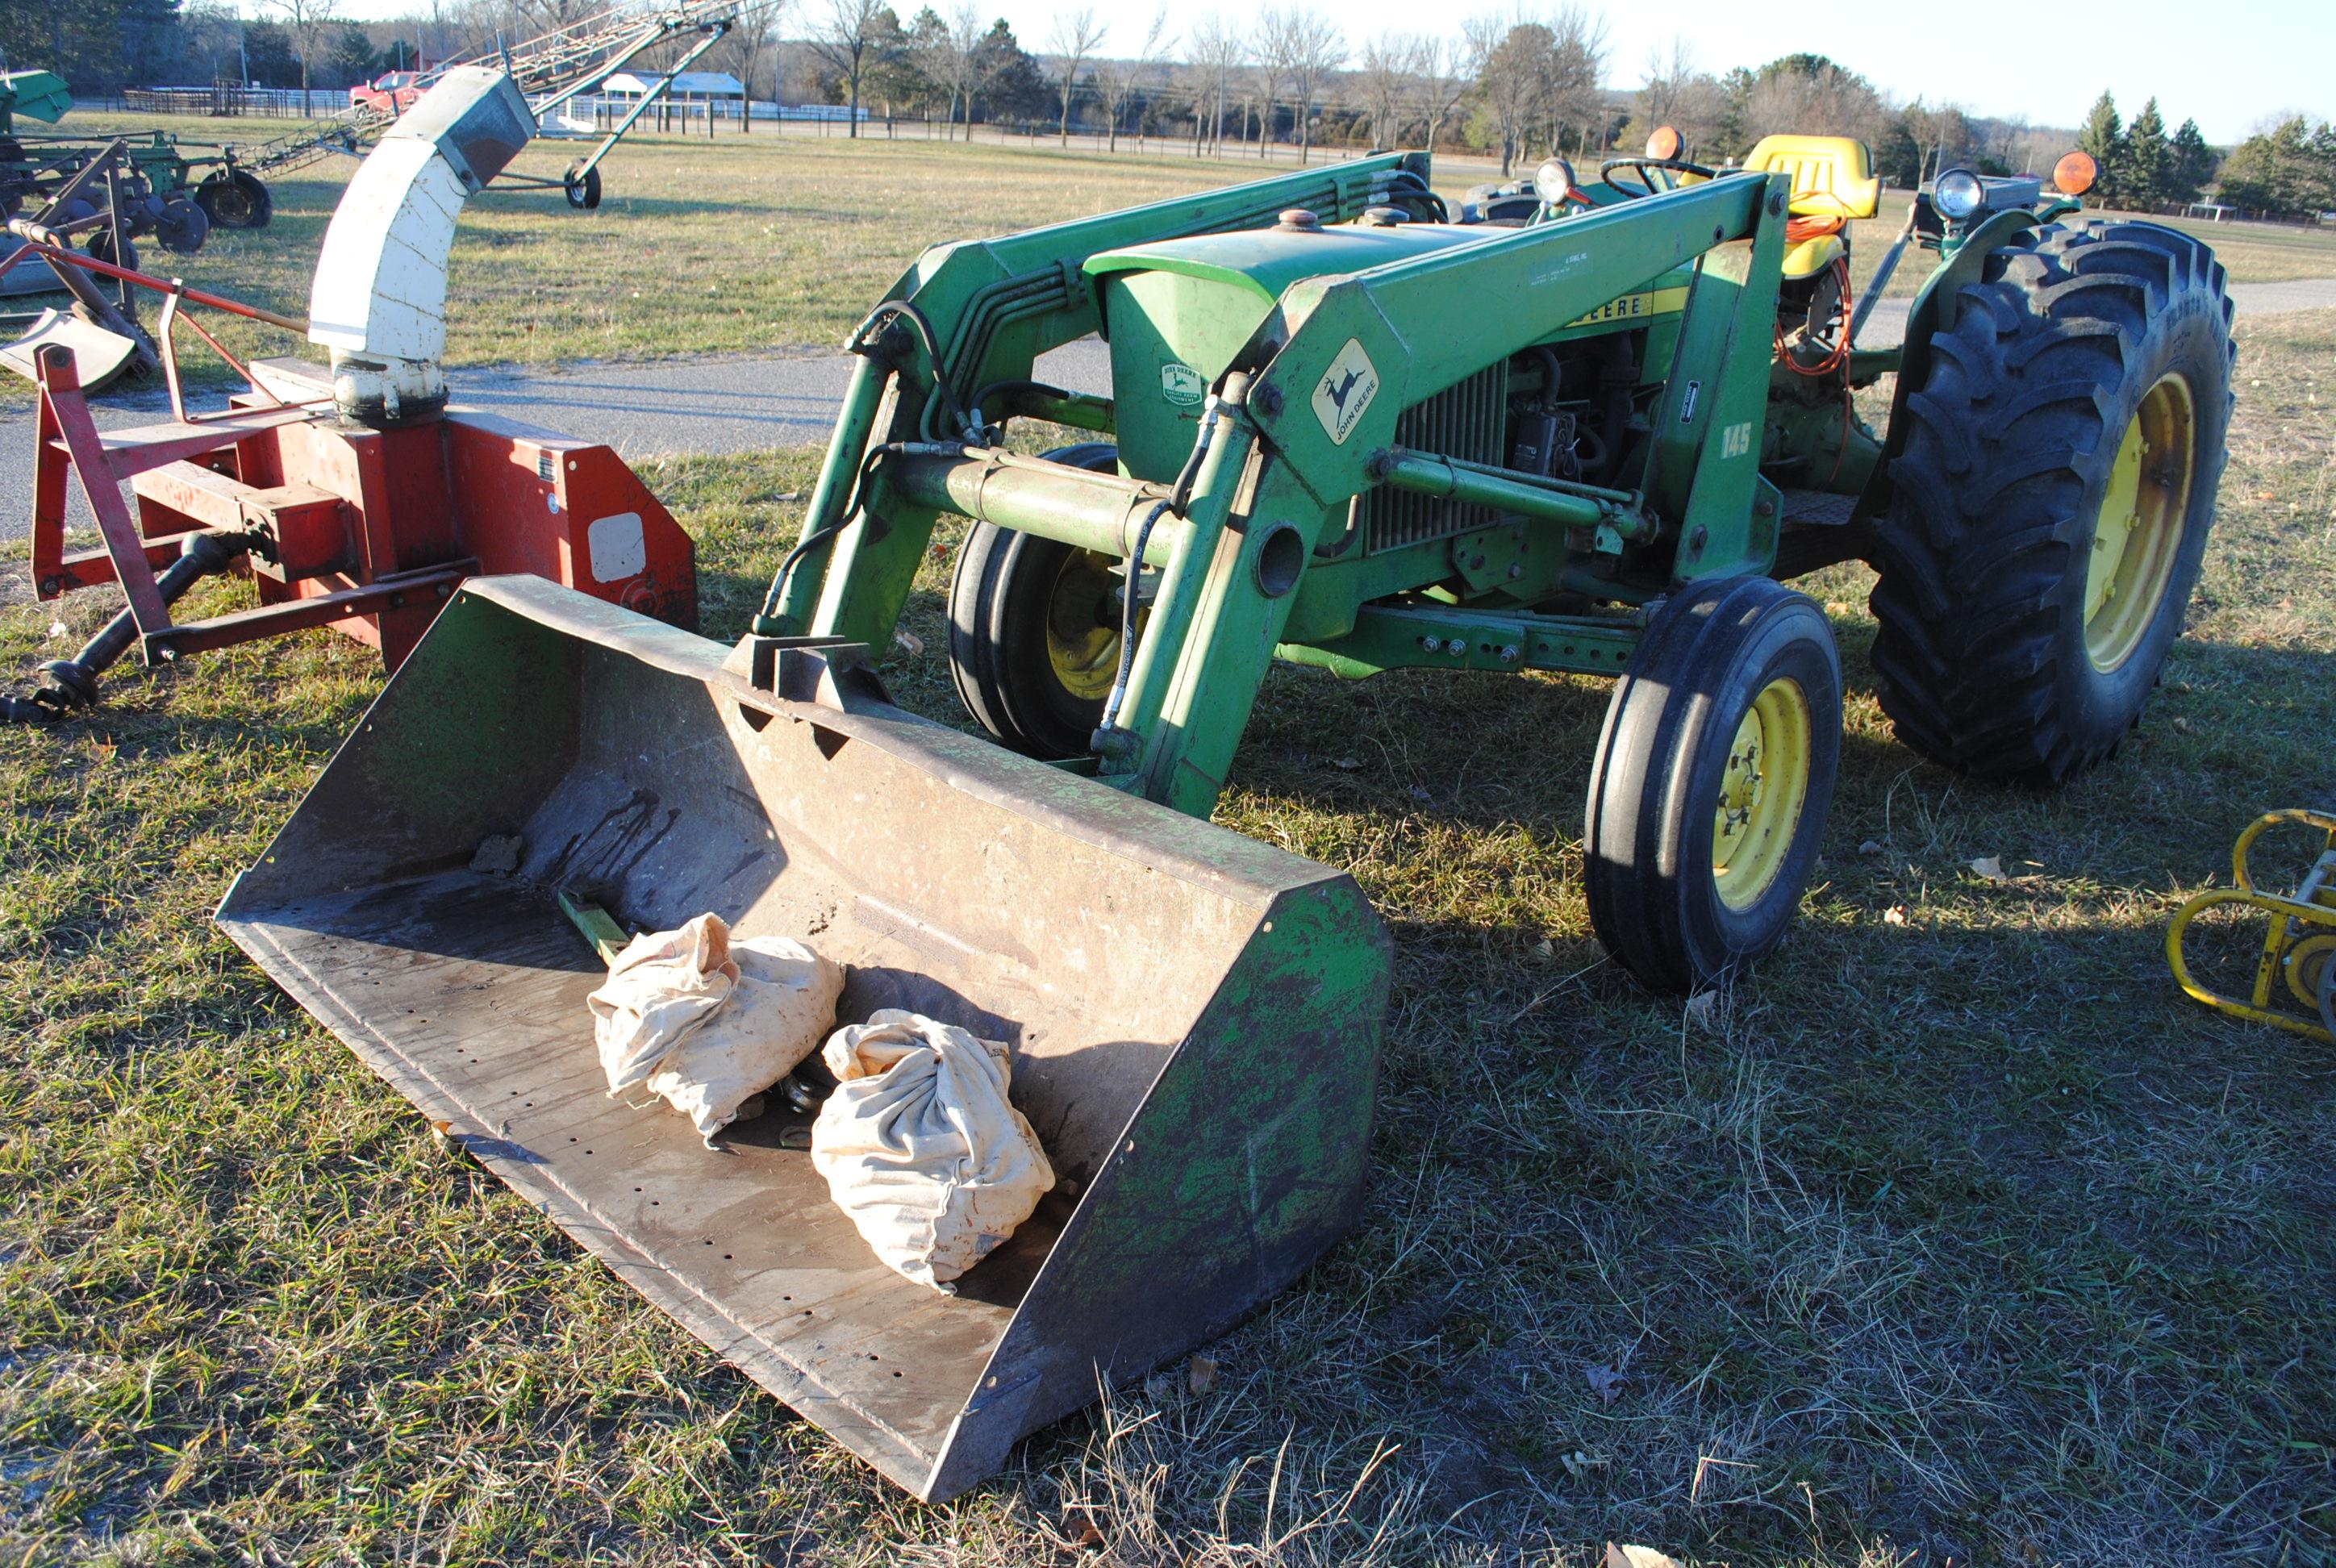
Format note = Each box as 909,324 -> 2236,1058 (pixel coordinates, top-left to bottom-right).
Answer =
330,0 -> 2333,144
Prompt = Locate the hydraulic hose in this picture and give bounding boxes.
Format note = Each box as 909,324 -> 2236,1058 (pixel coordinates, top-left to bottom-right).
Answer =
1,529 -> 251,723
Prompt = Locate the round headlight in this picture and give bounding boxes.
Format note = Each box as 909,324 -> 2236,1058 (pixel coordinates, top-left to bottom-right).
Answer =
1933,168 -> 1985,221
1533,157 -> 1577,206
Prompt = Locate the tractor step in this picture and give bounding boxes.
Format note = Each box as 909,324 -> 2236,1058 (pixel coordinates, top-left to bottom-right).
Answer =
1779,488 -> 1859,528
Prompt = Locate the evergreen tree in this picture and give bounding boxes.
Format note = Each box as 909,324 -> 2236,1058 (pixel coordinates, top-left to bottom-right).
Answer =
240,19 -> 301,88
857,7 -> 924,119
970,19 -> 1045,123
2168,118 -> 2217,204
1874,110 -> 1921,186
2216,118 -> 2336,218
328,26 -> 376,88
2125,96 -> 2169,210
2076,90 -> 2127,205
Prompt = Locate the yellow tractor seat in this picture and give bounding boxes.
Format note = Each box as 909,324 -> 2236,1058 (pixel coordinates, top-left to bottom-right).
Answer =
1743,135 -> 1882,222
1782,233 -> 1847,279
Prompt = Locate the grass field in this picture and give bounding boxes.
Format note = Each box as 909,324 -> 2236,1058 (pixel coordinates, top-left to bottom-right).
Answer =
1,128 -> 2334,1566
18,114 -> 2336,384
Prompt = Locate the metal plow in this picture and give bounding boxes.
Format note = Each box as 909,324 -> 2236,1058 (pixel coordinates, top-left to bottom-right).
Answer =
217,576 -> 1390,1501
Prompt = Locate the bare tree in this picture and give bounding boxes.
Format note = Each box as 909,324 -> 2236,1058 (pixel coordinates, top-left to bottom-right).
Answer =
1092,9 -> 1171,154
1634,39 -> 1726,159
914,2 -> 982,139
1545,5 -> 1608,157
710,0 -> 791,108
1742,58 -> 1885,144
1409,35 -> 1467,155
1047,6 -> 1104,146
1466,5 -> 1606,173
1248,11 -> 1291,158
1463,9 -> 1546,176
1276,7 -> 1343,164
806,0 -> 882,136
1356,31 -> 1420,149
1184,16 -> 1244,157
264,0 -> 341,115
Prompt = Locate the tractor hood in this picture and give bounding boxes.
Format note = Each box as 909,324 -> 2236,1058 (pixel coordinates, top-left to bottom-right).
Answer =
1082,219 -> 1488,307
1085,220 -> 1493,482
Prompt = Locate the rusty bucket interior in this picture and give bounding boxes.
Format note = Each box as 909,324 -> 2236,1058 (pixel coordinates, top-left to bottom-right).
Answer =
217,576 -> 1390,1501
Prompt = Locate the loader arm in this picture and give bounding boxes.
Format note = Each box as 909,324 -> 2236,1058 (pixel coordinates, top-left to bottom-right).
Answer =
757,152 -> 1439,644
821,165 -> 1796,819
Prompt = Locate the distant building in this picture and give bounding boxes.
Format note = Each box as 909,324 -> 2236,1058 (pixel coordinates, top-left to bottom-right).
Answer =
600,70 -> 745,106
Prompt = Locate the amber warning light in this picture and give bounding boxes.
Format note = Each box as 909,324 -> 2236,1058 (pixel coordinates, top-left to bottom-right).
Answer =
2054,150 -> 2099,196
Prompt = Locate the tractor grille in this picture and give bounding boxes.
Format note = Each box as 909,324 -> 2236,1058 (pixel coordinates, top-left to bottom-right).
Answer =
1357,363 -> 1509,554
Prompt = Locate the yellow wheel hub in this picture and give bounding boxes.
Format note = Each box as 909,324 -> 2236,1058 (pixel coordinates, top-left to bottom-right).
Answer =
2084,373 -> 2196,673
1044,549 -> 1132,702
2284,933 -> 2336,1012
1712,677 -> 1814,911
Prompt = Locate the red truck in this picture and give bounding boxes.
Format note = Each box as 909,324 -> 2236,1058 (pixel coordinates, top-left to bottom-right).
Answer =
348,71 -> 426,116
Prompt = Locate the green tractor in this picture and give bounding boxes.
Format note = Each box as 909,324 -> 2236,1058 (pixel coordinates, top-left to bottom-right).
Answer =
752,136 -> 2232,987
215,139 -> 2235,1496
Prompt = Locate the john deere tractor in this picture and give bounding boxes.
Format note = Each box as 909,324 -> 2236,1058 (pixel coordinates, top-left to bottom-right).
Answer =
217,136 -> 2235,1497
730,137 -> 2230,986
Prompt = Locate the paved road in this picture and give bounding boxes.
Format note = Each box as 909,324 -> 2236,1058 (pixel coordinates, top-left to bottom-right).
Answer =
7,277 -> 2331,540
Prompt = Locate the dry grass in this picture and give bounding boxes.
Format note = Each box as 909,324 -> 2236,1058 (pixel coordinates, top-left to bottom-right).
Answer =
0,169 -> 2332,1565
28,113 -> 1506,391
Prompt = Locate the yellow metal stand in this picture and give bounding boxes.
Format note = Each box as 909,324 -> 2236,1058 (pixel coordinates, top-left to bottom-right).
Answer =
2167,810 -> 2336,1044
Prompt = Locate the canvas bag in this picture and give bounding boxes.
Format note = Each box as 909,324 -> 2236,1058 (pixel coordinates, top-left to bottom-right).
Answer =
810,1010 -> 1055,1291
587,912 -> 845,1145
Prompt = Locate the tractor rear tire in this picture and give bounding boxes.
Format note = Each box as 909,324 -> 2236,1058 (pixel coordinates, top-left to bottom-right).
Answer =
1867,221 -> 2234,783
948,443 -> 1128,760
1586,578 -> 1843,992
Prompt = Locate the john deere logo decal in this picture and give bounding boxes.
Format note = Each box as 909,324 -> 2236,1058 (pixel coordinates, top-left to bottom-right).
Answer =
1312,338 -> 1379,445
1160,362 -> 1204,406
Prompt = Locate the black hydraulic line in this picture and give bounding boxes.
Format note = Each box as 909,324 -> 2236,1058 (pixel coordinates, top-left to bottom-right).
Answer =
1,530 -> 250,724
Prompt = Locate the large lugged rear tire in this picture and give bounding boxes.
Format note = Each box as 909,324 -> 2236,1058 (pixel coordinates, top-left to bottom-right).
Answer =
1867,220 -> 2234,783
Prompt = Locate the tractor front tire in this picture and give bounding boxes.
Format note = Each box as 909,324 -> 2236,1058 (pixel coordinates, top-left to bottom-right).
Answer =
1868,221 -> 2234,783
948,443 -> 1128,760
1586,578 -> 1844,992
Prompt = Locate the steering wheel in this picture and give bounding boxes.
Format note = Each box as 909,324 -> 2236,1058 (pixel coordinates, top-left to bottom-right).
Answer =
1599,156 -> 1721,198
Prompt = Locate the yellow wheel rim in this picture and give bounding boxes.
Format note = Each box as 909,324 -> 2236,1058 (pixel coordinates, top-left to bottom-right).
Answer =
2084,373 -> 2196,673
1712,677 -> 1814,911
2284,933 -> 2336,1011
1043,549 -> 1128,702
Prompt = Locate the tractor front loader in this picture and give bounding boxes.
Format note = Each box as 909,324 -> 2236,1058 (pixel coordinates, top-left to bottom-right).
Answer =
223,144 -> 2233,1497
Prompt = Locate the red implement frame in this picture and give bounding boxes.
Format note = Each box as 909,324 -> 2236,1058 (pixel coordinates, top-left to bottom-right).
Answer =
25,249 -> 696,672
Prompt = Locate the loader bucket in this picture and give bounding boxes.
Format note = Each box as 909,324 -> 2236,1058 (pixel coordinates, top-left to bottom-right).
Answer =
217,576 -> 1390,1502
